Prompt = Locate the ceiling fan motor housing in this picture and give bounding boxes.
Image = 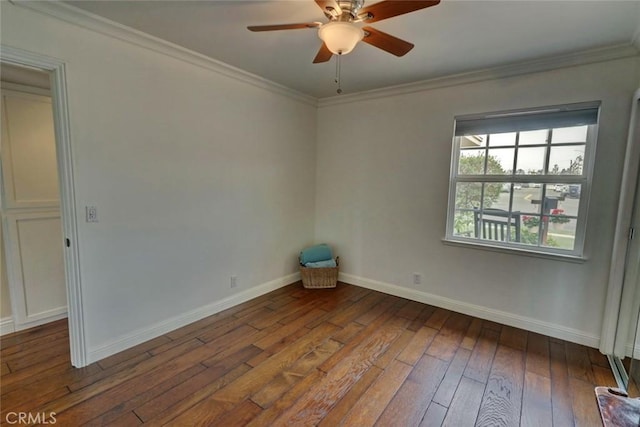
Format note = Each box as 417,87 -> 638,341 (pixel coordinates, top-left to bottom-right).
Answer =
334,0 -> 365,20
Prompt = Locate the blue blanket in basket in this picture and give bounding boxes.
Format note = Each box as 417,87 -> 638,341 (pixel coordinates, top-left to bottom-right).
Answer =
300,244 -> 333,264
304,259 -> 337,268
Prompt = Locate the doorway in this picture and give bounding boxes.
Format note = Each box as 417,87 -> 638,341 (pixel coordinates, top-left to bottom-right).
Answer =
611,154 -> 640,395
607,89 -> 640,394
0,47 -> 85,367
1,63 -> 67,332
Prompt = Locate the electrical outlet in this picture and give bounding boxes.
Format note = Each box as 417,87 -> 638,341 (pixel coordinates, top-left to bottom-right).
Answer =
230,275 -> 237,288
86,206 -> 98,223
413,273 -> 422,285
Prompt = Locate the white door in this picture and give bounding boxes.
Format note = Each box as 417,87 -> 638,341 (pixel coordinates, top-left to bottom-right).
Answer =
1,86 -> 67,330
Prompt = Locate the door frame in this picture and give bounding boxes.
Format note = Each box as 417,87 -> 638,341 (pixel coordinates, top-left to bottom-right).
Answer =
1,45 -> 86,367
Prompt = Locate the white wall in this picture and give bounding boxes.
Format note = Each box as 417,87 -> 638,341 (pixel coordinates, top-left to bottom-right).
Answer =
1,3 -> 317,361
316,57 -> 639,346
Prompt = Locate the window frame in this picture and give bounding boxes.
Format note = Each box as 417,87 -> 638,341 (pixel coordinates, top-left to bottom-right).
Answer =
445,101 -> 600,258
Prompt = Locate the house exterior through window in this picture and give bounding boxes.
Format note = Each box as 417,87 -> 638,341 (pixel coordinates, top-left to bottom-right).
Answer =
445,102 -> 600,258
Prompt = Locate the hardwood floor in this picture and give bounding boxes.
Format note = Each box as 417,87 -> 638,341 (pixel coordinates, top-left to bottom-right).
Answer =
1,282 -> 615,426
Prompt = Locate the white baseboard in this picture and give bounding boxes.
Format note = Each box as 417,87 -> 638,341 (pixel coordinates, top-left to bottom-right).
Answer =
16,310 -> 68,332
0,316 -> 15,336
0,309 -> 68,336
87,272 -> 300,364
339,273 -> 600,348
16,307 -> 68,331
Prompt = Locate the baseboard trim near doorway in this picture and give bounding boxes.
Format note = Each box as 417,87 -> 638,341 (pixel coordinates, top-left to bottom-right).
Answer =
0,316 -> 15,336
0,310 -> 68,336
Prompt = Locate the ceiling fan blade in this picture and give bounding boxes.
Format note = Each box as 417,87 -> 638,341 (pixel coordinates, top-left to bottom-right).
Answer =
247,22 -> 321,32
314,0 -> 342,18
359,1 -> 440,23
362,26 -> 414,57
313,43 -> 333,63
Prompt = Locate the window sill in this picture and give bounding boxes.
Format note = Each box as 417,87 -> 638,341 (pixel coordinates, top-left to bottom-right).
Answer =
441,238 -> 587,263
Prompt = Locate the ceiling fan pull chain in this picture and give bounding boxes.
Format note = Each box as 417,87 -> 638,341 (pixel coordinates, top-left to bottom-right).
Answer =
335,54 -> 343,94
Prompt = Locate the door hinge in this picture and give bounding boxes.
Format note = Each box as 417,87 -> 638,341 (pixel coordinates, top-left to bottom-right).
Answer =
65,238 -> 71,247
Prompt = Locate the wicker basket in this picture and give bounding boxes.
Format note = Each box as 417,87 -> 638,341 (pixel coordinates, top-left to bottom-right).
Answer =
300,257 -> 339,289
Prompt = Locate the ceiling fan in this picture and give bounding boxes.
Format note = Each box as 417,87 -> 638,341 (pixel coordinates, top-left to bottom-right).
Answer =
248,0 -> 441,63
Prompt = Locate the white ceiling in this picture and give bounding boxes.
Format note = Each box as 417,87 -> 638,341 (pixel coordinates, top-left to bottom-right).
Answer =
66,0 -> 640,99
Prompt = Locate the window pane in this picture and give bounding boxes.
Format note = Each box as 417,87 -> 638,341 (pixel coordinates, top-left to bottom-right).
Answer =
548,183 -> 569,196
548,145 -> 585,175
551,125 -> 588,144
515,185 -> 542,214
454,182 -> 482,238
477,209 -> 519,242
544,184 -> 579,216
520,215 -> 541,246
460,135 -> 487,148
455,182 -> 482,210
519,129 -> 548,146
486,148 -> 514,175
484,183 -> 509,211
515,146 -> 546,175
459,150 -> 485,175
453,210 -> 475,238
489,132 -> 516,147
556,184 -> 581,216
544,218 -> 577,250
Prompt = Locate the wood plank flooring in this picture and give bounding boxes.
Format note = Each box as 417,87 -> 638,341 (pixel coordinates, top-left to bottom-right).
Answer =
1,282 -> 615,426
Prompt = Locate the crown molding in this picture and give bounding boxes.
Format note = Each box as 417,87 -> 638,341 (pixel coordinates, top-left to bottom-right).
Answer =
12,1 -> 639,109
318,43 -> 640,107
12,0 -> 318,107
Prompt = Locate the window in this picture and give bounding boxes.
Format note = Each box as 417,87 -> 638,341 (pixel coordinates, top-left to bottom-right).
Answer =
445,102 -> 600,258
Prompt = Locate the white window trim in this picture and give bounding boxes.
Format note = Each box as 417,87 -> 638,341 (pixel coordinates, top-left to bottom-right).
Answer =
444,101 -> 601,259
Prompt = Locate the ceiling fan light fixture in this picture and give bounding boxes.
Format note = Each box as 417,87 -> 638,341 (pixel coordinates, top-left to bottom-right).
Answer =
318,21 -> 364,55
